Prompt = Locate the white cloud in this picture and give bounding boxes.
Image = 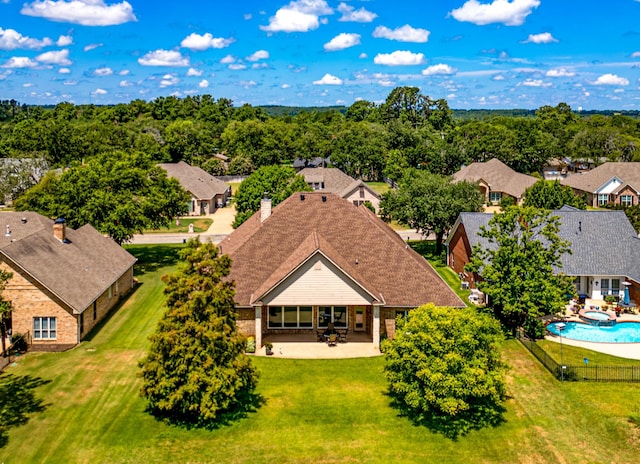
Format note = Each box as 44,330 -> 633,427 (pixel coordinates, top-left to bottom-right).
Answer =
313,73 -> 343,85
0,70 -> 12,79
0,27 -> 53,50
378,79 -> 395,87
119,80 -> 133,87
228,63 -> 247,70
36,49 -> 72,65
631,51 -> 640,58
21,0 -> 137,26
281,83 -> 291,89
23,83 -> 34,87
252,63 -> 269,70
198,79 -> 209,88
186,67 -> 202,76
160,74 -> 179,87
324,33 -> 360,51
372,25 -> 430,43
546,68 -> 575,77
239,80 -> 256,88
138,49 -> 189,67
59,67 -> 70,73
592,73 -> 629,86
523,32 -> 558,44
337,2 -> 377,22
359,52 -> 367,59
261,0 -> 333,32
450,0 -> 540,26
422,63 -> 457,76
84,43 -> 103,52
246,50 -> 269,61
57,34 -> 73,46
373,50 -> 425,66
521,79 -> 552,87
492,74 -> 505,81
119,69 -> 129,75
63,79 -> 77,85
93,66 -> 113,76
92,88 -> 107,95
220,54 -> 235,64
180,32 -> 235,51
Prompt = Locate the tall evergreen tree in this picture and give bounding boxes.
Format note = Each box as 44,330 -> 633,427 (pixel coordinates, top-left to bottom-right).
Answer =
139,239 -> 258,425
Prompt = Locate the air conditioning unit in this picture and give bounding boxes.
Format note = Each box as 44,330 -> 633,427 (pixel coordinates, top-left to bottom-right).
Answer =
461,281 -> 469,290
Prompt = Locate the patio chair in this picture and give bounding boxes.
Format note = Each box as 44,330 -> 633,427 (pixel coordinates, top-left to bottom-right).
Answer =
338,329 -> 347,343
327,333 -> 338,346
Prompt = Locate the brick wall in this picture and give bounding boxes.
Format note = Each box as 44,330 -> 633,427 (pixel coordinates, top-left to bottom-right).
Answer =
447,223 -> 479,288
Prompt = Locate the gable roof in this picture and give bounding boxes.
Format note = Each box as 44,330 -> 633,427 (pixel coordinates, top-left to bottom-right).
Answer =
158,161 -> 229,200
298,167 -> 359,192
0,212 -> 137,314
561,162 -> 640,194
450,208 -> 640,281
453,158 -> 538,199
220,192 -> 464,308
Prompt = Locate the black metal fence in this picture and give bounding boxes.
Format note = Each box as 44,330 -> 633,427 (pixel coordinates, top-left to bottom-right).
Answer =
517,333 -> 640,383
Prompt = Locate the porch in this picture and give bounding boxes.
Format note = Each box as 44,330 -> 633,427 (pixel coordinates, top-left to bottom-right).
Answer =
256,332 -> 380,359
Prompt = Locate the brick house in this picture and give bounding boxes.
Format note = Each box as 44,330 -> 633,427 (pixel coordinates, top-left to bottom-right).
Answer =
560,162 -> 640,208
452,158 -> 538,205
0,212 -> 136,351
297,167 -> 381,212
445,207 -> 640,305
219,192 -> 464,349
159,161 -> 231,215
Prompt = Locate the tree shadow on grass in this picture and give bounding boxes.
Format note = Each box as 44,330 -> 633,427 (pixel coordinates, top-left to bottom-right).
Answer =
0,373 -> 51,448
387,392 -> 507,441
147,391 -> 266,431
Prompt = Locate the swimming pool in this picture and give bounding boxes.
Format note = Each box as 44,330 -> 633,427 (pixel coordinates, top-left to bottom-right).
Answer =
547,321 -> 640,343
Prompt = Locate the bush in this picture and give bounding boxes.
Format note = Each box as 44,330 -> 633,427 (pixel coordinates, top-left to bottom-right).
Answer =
245,337 -> 256,353
10,333 -> 27,353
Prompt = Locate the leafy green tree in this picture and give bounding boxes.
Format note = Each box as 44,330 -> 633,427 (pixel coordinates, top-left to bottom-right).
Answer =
139,238 -> 259,425
467,206 -> 575,337
523,180 -> 586,210
0,269 -> 12,357
329,121 -> 387,180
383,304 -> 507,439
233,165 -> 311,227
15,151 -> 189,244
380,170 -> 484,254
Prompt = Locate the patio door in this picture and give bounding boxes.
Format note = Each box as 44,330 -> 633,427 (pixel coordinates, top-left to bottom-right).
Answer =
354,306 -> 365,332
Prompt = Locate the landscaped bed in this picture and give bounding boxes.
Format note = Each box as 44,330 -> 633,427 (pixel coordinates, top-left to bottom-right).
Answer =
0,244 -> 638,463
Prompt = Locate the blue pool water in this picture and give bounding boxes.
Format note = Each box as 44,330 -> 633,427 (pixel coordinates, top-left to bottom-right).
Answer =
547,321 -> 640,343
583,311 -> 611,321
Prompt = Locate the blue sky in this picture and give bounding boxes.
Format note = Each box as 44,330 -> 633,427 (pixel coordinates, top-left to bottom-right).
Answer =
1,0 -> 640,109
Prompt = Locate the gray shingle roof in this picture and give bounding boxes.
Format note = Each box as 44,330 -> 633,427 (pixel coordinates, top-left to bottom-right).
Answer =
0,212 -> 136,314
159,161 -> 229,200
452,208 -> 640,281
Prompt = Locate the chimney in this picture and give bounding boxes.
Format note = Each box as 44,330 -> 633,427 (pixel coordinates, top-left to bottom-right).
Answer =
260,194 -> 272,223
53,218 -> 66,242
5,225 -> 10,237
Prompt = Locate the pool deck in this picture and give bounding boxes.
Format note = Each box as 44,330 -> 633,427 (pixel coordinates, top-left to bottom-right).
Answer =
545,304 -> 640,360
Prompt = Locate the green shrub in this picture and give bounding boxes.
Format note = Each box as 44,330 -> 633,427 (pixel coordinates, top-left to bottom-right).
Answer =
246,337 -> 256,353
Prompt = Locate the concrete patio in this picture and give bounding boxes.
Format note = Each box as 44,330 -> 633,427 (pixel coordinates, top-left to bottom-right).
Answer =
253,333 -> 382,359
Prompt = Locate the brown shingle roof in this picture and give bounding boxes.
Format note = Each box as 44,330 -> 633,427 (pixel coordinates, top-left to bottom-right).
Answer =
298,167 -> 359,193
220,192 -> 463,308
560,162 -> 640,193
0,212 -> 136,314
159,161 -> 229,200
453,158 -> 537,199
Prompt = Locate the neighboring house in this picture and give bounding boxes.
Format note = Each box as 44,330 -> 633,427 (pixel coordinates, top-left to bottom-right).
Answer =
220,192 -> 464,349
159,161 -> 231,215
445,207 -> 640,304
542,158 -> 568,181
560,162 -> 640,208
297,167 -> 381,212
452,158 -> 538,205
293,157 -> 330,171
0,212 -> 136,351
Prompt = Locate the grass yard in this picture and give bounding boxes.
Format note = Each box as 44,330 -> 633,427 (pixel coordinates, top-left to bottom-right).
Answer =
0,244 -> 639,463
145,217 -> 212,234
365,181 -> 391,195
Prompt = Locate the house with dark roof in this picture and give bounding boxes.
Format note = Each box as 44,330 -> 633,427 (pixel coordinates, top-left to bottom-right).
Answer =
297,167 -> 381,212
0,212 -> 136,351
560,162 -> 640,208
219,192 -> 464,349
159,161 -> 231,215
445,207 -> 640,305
453,158 -> 538,205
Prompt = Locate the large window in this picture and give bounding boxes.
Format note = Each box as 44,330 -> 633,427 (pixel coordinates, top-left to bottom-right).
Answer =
573,276 -> 581,293
33,317 -> 56,340
620,195 -> 634,207
597,194 -> 609,206
318,306 -> 347,328
601,279 -> 609,295
489,191 -> 502,203
268,306 -> 313,329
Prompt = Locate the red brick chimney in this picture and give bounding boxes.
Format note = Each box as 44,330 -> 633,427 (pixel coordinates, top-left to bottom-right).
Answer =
53,218 -> 66,242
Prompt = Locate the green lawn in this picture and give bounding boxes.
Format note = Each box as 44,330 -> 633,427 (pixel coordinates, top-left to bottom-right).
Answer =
1,244 -> 639,463
145,217 -> 212,234
365,181 -> 391,195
